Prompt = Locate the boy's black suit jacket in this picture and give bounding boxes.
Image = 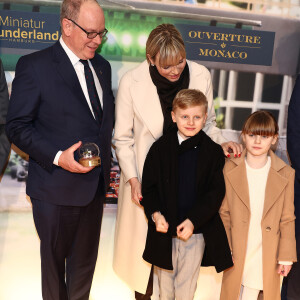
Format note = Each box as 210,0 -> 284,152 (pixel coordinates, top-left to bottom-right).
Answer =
141,128 -> 233,272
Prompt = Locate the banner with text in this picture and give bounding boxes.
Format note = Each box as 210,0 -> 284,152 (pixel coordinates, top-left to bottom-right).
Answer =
176,24 -> 275,66
0,10 -> 59,50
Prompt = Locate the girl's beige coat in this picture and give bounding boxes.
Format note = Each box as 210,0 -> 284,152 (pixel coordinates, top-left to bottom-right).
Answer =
220,150 -> 297,300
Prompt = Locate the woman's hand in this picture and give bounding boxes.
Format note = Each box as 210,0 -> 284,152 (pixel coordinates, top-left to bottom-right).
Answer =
129,177 -> 142,206
277,264 -> 292,277
221,141 -> 243,158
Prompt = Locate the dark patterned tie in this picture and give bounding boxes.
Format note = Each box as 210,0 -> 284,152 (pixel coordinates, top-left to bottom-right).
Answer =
80,59 -> 103,125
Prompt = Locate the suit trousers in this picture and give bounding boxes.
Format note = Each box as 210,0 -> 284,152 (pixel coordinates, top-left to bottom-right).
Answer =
156,234 -> 205,300
281,233 -> 300,300
31,183 -> 104,300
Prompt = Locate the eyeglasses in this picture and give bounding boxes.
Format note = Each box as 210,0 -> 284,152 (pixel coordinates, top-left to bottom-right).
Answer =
68,19 -> 108,39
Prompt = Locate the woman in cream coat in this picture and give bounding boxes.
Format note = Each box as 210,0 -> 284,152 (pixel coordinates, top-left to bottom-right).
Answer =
113,24 -> 241,298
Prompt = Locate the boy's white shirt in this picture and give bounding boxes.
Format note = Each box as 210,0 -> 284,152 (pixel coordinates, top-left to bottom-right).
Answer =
178,132 -> 185,144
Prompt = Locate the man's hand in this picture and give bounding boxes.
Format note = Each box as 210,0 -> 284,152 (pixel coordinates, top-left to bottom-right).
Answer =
221,141 -> 243,158
129,177 -> 142,206
153,212 -> 169,233
58,141 -> 94,173
177,219 -> 194,241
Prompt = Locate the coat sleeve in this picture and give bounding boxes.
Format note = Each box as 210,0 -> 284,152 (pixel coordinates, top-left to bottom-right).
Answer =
113,72 -> 139,182
5,56 -> 58,172
186,150 -> 226,230
140,144 -> 161,222
278,168 -> 297,262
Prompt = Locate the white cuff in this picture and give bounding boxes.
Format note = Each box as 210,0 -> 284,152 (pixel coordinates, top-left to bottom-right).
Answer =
278,261 -> 293,265
53,150 -> 62,166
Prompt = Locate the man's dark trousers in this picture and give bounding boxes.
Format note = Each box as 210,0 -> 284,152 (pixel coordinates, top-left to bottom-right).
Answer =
31,181 -> 104,300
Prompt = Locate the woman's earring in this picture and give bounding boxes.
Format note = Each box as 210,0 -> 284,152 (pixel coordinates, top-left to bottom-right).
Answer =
151,63 -> 154,67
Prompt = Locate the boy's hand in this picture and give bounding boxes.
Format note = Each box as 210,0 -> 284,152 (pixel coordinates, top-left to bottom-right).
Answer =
128,177 -> 142,206
177,219 -> 194,241
277,264 -> 292,277
153,212 -> 169,233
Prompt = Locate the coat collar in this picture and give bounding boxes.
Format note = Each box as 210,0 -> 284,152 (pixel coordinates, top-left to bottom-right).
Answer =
229,149 -> 286,171
130,60 -> 163,140
226,149 -> 289,218
226,150 -> 250,210
263,151 -> 289,218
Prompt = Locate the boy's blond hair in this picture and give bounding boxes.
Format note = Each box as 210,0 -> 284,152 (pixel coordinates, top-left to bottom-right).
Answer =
172,89 -> 208,112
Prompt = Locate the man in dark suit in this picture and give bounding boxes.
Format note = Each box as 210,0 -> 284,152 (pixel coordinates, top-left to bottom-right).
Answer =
283,75 -> 300,300
0,58 -> 10,178
6,0 -> 114,299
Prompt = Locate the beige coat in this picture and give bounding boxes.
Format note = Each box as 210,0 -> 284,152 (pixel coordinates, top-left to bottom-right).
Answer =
112,60 -> 226,294
220,150 -> 297,300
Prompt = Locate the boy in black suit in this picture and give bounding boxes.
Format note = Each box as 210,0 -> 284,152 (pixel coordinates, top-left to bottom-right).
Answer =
141,89 -> 232,300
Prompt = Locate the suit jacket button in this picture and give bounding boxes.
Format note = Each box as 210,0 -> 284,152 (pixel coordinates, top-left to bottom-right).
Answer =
266,226 -> 271,232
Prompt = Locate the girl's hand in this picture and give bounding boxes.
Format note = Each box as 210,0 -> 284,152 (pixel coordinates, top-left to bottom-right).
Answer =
277,264 -> 292,277
177,219 -> 194,241
129,177 -> 142,206
153,212 -> 169,233
221,141 -> 243,158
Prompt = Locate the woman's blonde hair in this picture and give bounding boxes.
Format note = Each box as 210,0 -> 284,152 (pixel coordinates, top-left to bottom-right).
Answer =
242,111 -> 279,136
172,89 -> 208,112
146,24 -> 186,66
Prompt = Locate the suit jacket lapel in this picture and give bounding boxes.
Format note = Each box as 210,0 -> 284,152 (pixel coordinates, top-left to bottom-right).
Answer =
262,151 -> 288,219
52,42 -> 99,125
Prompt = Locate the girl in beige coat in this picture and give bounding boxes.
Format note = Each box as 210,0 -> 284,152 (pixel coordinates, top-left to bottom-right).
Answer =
113,24 -> 242,299
220,111 -> 297,300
